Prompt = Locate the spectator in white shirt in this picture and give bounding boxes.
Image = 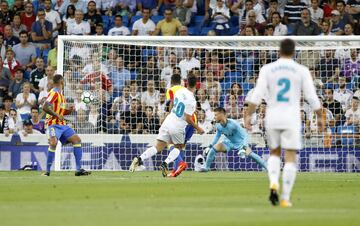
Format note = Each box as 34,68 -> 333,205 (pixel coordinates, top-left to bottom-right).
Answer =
178,48 -> 200,79
308,0 -> 323,25
44,0 -> 62,37
108,15 -> 130,36
334,76 -> 353,111
232,0 -> 265,28
38,65 -> 55,92
21,120 -> 42,136
67,10 -> 91,35
271,11 -> 288,35
15,82 -> 36,119
320,20 -> 334,36
345,96 -> 360,126
131,8 -> 156,36
38,79 -> 53,106
266,0 -> 282,21
197,108 -> 214,134
6,108 -> 23,135
141,80 -> 159,109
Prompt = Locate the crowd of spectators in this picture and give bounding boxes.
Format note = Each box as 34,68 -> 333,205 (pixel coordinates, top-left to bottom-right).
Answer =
0,0 -> 359,148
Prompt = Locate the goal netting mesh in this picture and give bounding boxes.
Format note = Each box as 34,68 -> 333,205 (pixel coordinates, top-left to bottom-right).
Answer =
56,36 -> 360,172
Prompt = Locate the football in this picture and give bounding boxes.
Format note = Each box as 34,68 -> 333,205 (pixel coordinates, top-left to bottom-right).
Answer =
81,91 -> 94,104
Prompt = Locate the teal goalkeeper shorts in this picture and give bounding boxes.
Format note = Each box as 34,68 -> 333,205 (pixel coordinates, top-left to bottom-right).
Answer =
222,138 -> 247,152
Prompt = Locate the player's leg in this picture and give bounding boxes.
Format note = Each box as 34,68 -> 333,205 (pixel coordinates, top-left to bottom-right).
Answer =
241,147 -> 267,171
129,139 -> 168,172
169,150 -> 187,177
170,125 -> 194,177
43,126 -> 60,176
201,142 -> 227,171
266,129 -> 282,206
66,127 -> 91,176
280,128 -> 301,207
280,150 -> 297,208
159,125 -> 189,177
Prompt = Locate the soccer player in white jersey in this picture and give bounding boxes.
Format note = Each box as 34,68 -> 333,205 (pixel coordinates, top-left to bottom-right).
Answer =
245,39 -> 324,208
129,75 -> 204,176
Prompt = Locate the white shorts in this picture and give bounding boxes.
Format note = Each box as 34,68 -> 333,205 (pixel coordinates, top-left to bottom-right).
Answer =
156,123 -> 185,145
266,128 -> 302,150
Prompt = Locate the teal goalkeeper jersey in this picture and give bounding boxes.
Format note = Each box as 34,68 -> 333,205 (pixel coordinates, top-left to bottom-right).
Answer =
211,119 -> 248,146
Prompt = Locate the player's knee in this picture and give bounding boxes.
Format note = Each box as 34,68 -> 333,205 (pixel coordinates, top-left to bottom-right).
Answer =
284,150 -> 297,163
70,135 -> 81,145
270,147 -> 281,156
49,137 -> 58,148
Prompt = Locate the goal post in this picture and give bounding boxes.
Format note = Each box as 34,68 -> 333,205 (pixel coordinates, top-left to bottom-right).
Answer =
55,35 -> 360,172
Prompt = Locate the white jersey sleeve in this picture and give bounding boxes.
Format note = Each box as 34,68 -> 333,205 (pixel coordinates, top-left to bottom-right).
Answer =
248,66 -> 268,105
301,67 -> 321,111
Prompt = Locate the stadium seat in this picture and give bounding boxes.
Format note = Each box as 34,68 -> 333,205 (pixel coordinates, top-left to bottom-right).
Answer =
335,126 -> 357,146
122,16 -> 129,27
130,15 -> 142,26
130,71 -> 137,80
188,26 -> 200,36
224,71 -> 241,83
151,16 -> 164,24
142,49 -> 157,58
336,126 -> 357,134
242,83 -> 254,93
228,26 -> 239,35
219,94 -> 226,107
200,27 -> 213,35
221,81 -> 233,92
190,15 -> 204,27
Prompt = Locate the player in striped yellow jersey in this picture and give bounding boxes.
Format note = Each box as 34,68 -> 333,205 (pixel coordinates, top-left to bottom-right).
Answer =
165,74 -> 198,177
42,74 -> 90,177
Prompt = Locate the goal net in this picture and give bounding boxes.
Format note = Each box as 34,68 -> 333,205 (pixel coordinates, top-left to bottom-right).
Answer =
56,36 -> 360,172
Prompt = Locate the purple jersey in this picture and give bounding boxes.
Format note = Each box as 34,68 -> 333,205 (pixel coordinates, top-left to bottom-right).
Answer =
32,120 -> 45,133
342,58 -> 360,79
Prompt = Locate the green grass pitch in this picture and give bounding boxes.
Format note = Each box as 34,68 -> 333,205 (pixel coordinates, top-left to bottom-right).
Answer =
0,171 -> 359,226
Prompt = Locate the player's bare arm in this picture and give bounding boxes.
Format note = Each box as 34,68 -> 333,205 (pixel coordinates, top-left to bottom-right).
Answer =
42,101 -> 64,121
185,113 -> 204,134
244,102 -> 257,131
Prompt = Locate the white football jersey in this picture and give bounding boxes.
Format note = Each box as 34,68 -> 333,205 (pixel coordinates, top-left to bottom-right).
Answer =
163,88 -> 196,129
249,58 -> 321,130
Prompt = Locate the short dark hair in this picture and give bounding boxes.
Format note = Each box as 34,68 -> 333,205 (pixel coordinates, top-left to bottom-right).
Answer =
19,30 -> 28,37
164,8 -> 173,13
88,0 -> 96,5
145,105 -> 153,111
115,15 -> 122,20
214,107 -> 226,114
187,74 -> 197,88
31,106 -> 39,112
171,73 -> 182,85
3,95 -> 13,102
270,0 -> 278,3
280,38 -> 295,56
272,12 -> 281,19
245,0 -> 253,4
337,0 -> 346,6
53,74 -> 64,84
142,8 -> 150,12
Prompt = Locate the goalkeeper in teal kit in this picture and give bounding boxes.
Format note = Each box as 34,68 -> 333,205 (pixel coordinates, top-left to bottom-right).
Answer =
200,107 -> 267,172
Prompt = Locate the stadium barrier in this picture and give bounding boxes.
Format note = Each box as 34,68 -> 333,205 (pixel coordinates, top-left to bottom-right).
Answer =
0,134 -> 358,172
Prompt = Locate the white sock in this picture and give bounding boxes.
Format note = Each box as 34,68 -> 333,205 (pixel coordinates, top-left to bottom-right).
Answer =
164,148 -> 180,164
281,162 -> 297,201
140,146 -> 158,160
267,155 -> 281,190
